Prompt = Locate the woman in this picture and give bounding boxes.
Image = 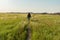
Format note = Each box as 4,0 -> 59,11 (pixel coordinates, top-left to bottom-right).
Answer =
27,13 -> 31,21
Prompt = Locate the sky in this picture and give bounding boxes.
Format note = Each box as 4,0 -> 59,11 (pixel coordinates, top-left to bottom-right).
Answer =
0,0 -> 60,13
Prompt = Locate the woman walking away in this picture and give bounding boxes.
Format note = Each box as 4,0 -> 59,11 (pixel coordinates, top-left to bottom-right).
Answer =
27,13 -> 31,21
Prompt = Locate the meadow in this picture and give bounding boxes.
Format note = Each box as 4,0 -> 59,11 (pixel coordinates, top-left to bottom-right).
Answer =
0,13 -> 60,40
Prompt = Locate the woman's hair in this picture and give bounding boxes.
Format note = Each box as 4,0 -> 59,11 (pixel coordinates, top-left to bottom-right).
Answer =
28,13 -> 31,18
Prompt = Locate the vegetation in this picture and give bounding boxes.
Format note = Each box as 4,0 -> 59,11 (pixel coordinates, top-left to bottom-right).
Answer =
0,13 -> 60,40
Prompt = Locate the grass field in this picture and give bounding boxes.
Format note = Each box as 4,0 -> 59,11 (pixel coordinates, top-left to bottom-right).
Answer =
0,13 -> 60,40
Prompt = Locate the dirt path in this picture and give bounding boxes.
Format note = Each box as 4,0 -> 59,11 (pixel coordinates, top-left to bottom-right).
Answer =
25,20 -> 31,40
26,24 -> 31,40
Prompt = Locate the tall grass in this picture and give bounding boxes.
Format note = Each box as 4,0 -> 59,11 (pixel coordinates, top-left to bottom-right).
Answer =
0,13 -> 60,40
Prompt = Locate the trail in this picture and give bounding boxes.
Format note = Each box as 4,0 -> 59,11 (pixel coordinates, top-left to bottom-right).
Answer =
25,21 -> 31,40
19,20 -> 31,40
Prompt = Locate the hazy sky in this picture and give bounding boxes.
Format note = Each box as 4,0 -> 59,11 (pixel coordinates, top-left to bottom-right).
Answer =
0,0 -> 60,13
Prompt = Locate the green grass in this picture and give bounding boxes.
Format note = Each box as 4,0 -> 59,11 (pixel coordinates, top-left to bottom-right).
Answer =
0,13 -> 60,40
